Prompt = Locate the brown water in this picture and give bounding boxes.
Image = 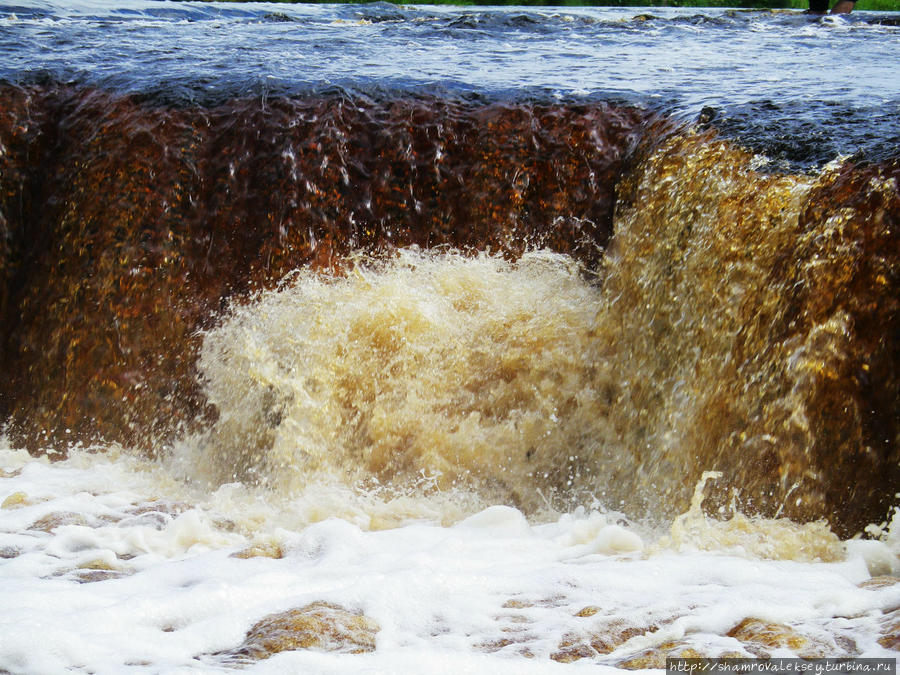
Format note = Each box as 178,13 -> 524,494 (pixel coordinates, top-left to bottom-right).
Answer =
0,4 -> 898,539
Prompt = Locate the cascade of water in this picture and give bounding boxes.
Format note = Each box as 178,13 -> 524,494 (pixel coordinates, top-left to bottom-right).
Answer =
0,85 -> 896,534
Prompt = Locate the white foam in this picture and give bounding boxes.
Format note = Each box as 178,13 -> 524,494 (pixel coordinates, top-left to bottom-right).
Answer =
1,446 -> 898,674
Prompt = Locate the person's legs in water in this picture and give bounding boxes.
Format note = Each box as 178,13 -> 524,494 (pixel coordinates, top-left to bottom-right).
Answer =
807,0 -> 855,13
830,0 -> 855,12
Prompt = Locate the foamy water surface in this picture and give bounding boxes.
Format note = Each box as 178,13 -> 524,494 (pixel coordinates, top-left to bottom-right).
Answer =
1,443 -> 898,673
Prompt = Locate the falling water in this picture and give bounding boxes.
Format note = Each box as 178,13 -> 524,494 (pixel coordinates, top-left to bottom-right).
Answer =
1,2 -> 899,672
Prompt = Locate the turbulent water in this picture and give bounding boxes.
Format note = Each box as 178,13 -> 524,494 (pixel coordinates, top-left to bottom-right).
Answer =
1,2 -> 899,673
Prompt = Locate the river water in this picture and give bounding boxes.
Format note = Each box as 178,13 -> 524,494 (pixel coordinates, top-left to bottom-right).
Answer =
2,0 -> 900,169
0,2 -> 899,673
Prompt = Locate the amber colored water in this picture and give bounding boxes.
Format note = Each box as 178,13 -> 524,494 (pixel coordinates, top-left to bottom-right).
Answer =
0,1 -> 898,536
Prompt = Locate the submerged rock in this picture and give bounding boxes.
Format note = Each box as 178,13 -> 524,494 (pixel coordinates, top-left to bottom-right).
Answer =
68,558 -> 132,584
726,618 -> 839,658
229,602 -> 379,660
550,641 -> 596,663
230,541 -> 285,560
861,575 -> 900,589
879,609 -> 900,650
617,642 -> 709,669
551,618 -> 658,663
29,511 -> 90,532
1,491 -> 29,509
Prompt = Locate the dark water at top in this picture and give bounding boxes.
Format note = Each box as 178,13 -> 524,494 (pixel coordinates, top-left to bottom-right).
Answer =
1,1 -> 899,168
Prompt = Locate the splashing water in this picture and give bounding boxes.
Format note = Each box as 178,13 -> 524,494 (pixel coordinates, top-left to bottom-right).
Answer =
185,249 -> 607,513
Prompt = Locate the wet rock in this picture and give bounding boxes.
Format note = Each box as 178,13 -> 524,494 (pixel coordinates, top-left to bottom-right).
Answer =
550,641 -> 596,663
29,511 -> 90,532
475,598 -> 543,654
726,618 -> 833,658
476,637 -> 519,654
70,566 -> 131,584
1,491 -> 29,508
72,570 -> 128,583
117,501 -> 194,530
230,541 -> 284,560
860,575 -> 900,589
230,601 -> 379,660
212,516 -> 238,533
588,621 -> 657,654
879,608 -> 900,650
551,618 -> 659,662
46,557 -> 131,583
617,641 -> 707,669
78,558 -> 117,571
129,501 -> 192,517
